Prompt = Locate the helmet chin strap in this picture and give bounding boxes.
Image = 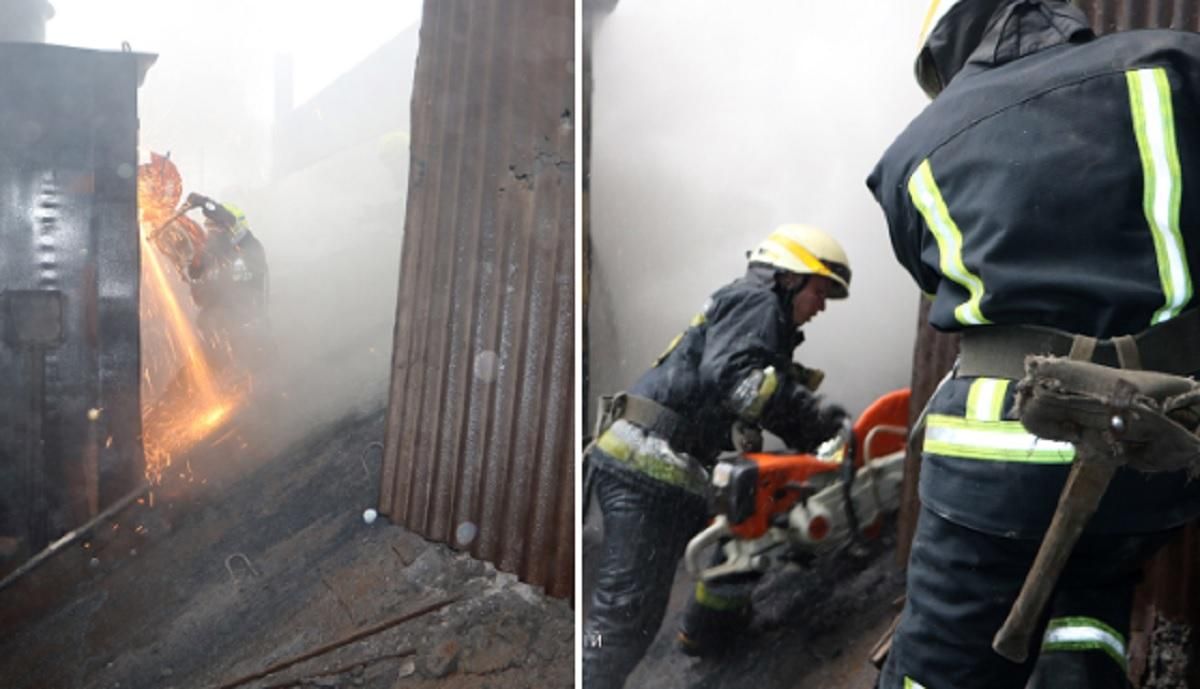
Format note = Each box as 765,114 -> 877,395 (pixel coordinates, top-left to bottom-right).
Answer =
777,273 -> 808,324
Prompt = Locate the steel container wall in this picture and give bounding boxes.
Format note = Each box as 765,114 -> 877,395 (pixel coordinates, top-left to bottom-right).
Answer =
0,44 -> 149,566
380,0 -> 575,599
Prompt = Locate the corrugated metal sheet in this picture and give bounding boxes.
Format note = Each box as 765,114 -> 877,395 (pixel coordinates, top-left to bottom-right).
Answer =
379,0 -> 574,599
896,299 -> 958,566
1074,0 -> 1200,32
1068,4 -> 1200,683
0,44 -> 150,568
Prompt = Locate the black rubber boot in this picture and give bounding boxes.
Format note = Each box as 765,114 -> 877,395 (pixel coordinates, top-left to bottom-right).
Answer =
676,593 -> 752,657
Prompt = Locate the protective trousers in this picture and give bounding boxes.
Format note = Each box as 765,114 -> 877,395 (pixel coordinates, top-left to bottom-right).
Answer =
582,458 -> 707,689
879,507 -> 1172,689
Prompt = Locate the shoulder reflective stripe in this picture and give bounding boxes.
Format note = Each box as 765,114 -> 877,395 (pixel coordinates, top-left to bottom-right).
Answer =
1042,616 -> 1127,671
924,414 -> 1075,463
903,678 -> 927,689
965,377 -> 1009,421
652,312 -> 706,366
1127,67 -> 1191,325
908,159 -> 990,326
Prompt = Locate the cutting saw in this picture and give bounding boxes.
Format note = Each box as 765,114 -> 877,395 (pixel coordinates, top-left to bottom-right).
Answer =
685,388 -> 911,581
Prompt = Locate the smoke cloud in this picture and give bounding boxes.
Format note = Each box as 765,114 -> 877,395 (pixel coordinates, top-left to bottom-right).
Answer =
46,1 -> 422,463
589,0 -> 933,421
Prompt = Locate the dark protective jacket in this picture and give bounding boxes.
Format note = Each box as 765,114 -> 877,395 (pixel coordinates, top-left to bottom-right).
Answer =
871,1 -> 1200,336
189,229 -> 269,324
626,267 -> 830,464
867,0 -> 1200,536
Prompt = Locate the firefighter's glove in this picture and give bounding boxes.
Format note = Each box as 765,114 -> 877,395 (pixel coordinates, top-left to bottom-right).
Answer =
779,402 -> 847,453
789,362 -> 825,391
185,192 -> 213,210
815,403 -> 849,441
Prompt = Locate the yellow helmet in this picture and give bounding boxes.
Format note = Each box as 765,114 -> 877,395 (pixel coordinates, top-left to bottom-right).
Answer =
914,0 -> 1090,99
748,224 -> 851,299
914,0 -> 1008,99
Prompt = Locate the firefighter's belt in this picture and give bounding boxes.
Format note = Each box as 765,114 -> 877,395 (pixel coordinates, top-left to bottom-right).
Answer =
612,393 -> 697,454
959,309 -> 1200,381
1016,356 -> 1200,476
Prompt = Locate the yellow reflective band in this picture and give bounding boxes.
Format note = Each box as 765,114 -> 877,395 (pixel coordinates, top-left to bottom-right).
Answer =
694,581 -> 749,612
924,414 -> 1075,463
965,378 -> 1008,421
595,429 -> 706,492
1042,616 -> 1128,672
908,159 -> 990,326
743,366 -> 779,421
904,678 -> 927,689
652,313 -> 707,367
765,231 -> 837,280
1127,68 -> 1191,326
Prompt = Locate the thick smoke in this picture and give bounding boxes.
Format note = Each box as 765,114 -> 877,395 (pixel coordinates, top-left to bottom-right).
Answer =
589,0 -> 932,422
46,0 -> 422,463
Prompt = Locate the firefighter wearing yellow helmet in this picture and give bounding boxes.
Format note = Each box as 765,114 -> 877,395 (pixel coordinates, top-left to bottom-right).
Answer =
869,2 -> 1200,687
582,224 -> 851,689
183,192 -> 271,368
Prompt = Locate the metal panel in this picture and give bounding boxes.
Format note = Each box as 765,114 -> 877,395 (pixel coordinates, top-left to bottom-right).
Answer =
0,44 -> 147,565
380,0 -> 574,598
1074,0 -> 1200,32
896,299 -> 958,566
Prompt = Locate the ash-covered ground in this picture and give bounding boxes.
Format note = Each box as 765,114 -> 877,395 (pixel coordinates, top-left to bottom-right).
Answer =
583,503 -> 905,689
0,406 -> 573,689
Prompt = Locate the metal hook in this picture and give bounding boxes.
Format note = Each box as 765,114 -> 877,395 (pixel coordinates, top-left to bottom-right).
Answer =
224,552 -> 261,584
361,441 -> 384,478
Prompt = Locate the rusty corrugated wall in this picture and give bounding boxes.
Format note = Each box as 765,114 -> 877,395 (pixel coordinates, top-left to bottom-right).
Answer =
900,3 -> 1200,684
379,0 -> 574,599
1068,5 -> 1200,684
1074,0 -> 1200,31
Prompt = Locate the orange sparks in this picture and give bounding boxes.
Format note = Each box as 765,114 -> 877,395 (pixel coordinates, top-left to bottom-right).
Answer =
141,235 -> 221,405
137,154 -> 249,485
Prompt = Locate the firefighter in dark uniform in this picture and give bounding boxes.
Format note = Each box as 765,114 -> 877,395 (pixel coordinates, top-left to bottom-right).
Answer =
868,1 -> 1200,687
582,224 -> 852,689
185,192 -> 270,369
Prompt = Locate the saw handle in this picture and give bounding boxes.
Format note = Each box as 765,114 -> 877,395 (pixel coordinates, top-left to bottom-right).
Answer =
684,516 -> 731,577
992,454 -> 1118,662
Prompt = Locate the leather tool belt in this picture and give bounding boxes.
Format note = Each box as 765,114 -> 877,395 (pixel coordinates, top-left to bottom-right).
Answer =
959,309 -> 1200,380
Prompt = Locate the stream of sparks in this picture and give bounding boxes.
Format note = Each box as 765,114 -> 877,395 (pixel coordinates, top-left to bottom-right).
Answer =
140,228 -> 236,482
142,237 -> 221,404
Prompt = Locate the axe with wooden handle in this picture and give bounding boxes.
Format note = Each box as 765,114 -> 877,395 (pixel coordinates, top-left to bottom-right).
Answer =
991,444 -> 1121,661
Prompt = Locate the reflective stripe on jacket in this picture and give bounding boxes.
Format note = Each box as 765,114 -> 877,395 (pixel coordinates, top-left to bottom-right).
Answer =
869,10 -> 1200,338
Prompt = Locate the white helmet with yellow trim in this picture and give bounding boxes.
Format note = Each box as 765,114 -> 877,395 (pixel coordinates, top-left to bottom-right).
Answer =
915,0 -> 1010,99
748,224 -> 851,299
